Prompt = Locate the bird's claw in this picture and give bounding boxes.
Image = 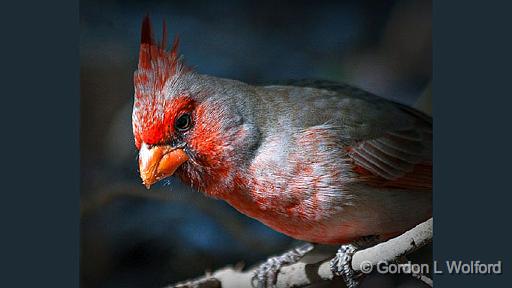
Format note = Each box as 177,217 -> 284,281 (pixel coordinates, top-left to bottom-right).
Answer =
251,243 -> 314,288
251,255 -> 282,288
330,244 -> 362,288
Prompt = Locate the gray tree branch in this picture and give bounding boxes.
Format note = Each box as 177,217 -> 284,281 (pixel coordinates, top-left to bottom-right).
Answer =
168,218 -> 433,288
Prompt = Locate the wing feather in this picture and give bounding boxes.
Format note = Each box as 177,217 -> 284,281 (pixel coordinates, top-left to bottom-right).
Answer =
279,79 -> 432,188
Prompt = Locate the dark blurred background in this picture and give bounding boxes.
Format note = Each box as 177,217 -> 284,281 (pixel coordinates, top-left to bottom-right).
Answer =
80,0 -> 431,287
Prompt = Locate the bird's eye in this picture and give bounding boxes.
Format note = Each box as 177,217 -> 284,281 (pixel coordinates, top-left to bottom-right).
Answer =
175,113 -> 191,131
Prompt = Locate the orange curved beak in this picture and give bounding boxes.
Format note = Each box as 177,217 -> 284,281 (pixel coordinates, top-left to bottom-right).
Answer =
138,143 -> 189,189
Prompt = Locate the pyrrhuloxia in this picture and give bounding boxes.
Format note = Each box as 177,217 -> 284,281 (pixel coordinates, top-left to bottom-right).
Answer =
132,17 -> 432,287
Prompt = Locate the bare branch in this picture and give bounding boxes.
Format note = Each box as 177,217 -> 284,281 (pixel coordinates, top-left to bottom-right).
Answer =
167,218 -> 433,288
351,218 -> 433,271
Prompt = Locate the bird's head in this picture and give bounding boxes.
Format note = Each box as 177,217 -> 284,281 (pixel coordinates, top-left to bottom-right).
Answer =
132,17 -> 258,195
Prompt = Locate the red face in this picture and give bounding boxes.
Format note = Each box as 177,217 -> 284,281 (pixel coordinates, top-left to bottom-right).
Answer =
132,16 -> 246,194
133,91 -> 237,191
133,94 -> 195,150
132,16 -> 195,188
132,94 -> 196,188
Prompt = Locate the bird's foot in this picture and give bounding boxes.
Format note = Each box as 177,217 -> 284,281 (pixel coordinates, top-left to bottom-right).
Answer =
252,243 -> 314,288
330,244 -> 362,288
330,236 -> 381,288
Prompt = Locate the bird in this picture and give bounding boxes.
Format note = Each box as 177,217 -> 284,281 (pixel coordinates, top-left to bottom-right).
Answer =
132,16 -> 432,288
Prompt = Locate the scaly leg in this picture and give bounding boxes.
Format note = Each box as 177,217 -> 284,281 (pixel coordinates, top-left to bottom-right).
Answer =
330,235 -> 381,288
252,243 -> 314,288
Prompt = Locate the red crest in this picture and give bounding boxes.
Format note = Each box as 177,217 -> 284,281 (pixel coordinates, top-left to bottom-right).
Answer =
132,16 -> 188,149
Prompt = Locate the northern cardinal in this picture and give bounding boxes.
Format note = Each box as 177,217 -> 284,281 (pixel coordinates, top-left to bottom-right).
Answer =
132,17 -> 431,287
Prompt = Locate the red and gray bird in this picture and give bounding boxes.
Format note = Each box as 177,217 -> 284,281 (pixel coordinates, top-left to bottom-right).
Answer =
132,17 -> 432,287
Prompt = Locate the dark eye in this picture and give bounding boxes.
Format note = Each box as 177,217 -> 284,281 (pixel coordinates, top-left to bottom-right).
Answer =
175,113 -> 191,131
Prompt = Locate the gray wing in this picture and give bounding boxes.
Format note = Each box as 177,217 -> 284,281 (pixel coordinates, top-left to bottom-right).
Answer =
276,79 -> 432,181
